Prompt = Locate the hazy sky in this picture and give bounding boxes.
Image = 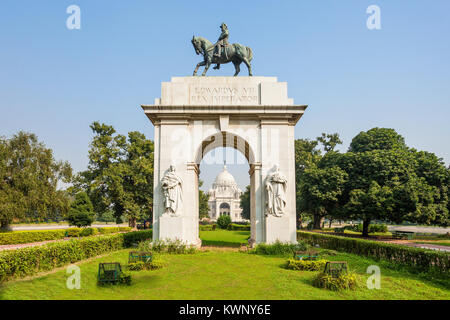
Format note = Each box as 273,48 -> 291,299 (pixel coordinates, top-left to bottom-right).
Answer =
1,1 -> 449,191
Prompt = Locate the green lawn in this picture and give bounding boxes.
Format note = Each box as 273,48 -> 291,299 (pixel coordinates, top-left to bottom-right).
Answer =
1,248 -> 449,300
200,230 -> 249,247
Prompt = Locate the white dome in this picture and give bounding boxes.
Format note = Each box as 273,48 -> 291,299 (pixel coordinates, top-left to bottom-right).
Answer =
213,165 -> 237,187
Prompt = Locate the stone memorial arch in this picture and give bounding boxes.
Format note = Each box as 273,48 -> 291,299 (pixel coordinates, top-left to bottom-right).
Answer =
142,76 -> 307,246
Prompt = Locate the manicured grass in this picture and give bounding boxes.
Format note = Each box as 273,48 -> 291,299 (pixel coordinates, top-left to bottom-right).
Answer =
0,248 -> 448,300
199,230 -> 249,247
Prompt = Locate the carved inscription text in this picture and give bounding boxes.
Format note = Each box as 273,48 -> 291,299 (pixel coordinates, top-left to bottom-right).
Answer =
190,85 -> 259,105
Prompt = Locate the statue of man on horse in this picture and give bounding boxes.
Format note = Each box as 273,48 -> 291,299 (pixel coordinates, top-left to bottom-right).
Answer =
212,22 -> 229,70
191,23 -> 253,76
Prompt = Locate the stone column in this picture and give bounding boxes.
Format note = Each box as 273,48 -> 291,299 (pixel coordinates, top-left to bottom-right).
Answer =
152,121 -> 161,243
249,162 -> 264,246
260,119 -> 297,244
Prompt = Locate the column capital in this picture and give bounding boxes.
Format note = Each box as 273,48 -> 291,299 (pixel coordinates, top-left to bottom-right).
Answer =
187,162 -> 200,176
249,162 -> 262,176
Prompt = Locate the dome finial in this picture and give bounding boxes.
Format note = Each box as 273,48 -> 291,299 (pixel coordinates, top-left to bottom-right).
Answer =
223,160 -> 227,170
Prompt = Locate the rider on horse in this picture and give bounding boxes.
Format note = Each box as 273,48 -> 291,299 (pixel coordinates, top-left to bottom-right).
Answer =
213,22 -> 229,70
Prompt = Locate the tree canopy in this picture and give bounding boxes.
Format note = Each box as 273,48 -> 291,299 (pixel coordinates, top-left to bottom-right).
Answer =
240,185 -> 251,221
295,128 -> 449,236
0,132 -> 72,230
73,122 -> 154,227
199,180 -> 210,219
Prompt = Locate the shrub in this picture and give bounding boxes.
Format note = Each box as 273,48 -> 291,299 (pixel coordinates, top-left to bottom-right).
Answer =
0,230 -> 152,283
119,272 -> 132,285
97,227 -> 120,234
128,261 -> 145,271
217,215 -> 231,229
0,226 -> 132,246
138,239 -> 196,254
67,212 -> 94,228
227,224 -> 250,231
66,228 -> 82,237
67,192 -> 95,228
285,259 -> 327,271
0,230 -> 66,245
79,228 -> 99,237
199,225 -> 214,231
297,231 -> 450,274
313,272 -> 359,291
348,223 -> 388,233
251,241 -> 309,255
147,256 -> 167,270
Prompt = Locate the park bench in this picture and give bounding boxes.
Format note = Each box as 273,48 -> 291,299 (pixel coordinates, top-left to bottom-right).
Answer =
98,262 -> 123,284
294,250 -> 318,261
323,261 -> 348,277
128,251 -> 153,264
392,230 -> 415,240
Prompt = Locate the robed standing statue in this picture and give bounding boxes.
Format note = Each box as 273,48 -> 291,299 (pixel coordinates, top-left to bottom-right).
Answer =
161,165 -> 183,215
265,166 -> 287,217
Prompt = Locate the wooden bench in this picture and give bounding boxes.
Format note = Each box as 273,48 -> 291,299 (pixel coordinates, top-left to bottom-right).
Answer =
324,261 -> 348,277
392,231 -> 415,240
294,250 -> 318,261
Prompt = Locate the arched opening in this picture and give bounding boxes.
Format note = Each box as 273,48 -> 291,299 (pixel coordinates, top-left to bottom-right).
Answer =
219,203 -> 230,216
196,131 -> 256,245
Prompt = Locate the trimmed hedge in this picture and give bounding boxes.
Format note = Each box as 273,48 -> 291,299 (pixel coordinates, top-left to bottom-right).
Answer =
313,272 -> 359,291
297,231 -> 449,274
251,241 -> 309,255
285,258 -> 327,271
199,224 -> 217,231
0,230 -> 66,245
0,230 -> 152,283
0,227 -> 133,245
227,224 -> 250,231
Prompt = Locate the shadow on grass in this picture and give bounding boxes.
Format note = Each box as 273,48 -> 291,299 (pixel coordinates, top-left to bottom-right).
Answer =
201,240 -> 243,248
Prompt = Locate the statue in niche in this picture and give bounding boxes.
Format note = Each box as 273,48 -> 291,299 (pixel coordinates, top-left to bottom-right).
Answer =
265,165 -> 287,217
161,165 -> 183,216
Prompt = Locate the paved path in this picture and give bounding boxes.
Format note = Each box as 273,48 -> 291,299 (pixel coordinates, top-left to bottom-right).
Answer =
0,239 -> 72,251
10,224 -> 128,231
385,240 -> 450,252
388,225 -> 450,235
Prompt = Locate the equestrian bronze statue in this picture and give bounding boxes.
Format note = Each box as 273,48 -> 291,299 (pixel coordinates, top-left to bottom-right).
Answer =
191,23 -> 253,76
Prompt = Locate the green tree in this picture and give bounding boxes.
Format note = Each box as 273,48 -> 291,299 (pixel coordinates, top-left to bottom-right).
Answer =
349,127 -> 406,153
298,165 -> 348,229
240,185 -> 251,220
334,128 -> 449,236
0,132 -> 72,231
217,214 -> 231,229
316,133 -> 343,153
199,180 -> 210,219
74,123 -> 154,228
295,133 -> 343,229
67,192 -> 94,227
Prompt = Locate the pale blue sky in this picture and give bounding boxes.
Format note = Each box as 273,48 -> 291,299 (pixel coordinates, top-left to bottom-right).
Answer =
0,1 -> 449,191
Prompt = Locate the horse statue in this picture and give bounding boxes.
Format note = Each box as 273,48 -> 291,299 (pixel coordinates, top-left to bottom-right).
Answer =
191,36 -> 253,76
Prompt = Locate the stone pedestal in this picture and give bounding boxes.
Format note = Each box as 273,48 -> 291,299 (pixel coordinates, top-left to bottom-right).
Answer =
142,76 -> 307,246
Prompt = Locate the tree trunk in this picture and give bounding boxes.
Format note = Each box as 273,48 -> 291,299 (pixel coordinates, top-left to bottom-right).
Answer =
329,219 -> 333,228
0,221 -> 12,232
313,214 -> 322,229
129,218 -> 137,228
362,219 -> 371,237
